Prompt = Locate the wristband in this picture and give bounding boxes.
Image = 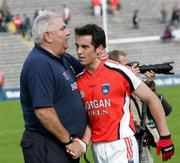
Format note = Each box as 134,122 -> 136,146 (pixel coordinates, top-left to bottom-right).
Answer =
62,136 -> 74,146
160,135 -> 171,139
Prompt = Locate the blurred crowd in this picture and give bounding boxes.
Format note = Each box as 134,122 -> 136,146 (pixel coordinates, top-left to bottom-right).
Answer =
0,0 -> 180,43
0,1 -> 71,41
0,0 -> 33,40
91,0 -> 121,16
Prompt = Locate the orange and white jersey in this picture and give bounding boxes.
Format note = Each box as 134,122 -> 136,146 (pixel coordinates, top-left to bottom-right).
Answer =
77,60 -> 142,143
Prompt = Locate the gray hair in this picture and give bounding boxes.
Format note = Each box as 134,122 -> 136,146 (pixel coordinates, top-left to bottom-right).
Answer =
31,11 -> 60,44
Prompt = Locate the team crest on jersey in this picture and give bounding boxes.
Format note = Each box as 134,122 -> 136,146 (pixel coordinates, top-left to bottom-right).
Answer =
80,90 -> 85,98
101,83 -> 110,95
63,72 -> 69,80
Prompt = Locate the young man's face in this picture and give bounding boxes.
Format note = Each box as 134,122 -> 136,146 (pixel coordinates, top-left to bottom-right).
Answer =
75,35 -> 99,66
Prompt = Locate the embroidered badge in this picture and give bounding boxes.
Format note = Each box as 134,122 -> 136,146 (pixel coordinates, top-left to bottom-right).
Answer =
101,83 -> 110,95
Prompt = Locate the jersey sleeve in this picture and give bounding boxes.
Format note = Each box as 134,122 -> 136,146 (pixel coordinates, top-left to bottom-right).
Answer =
105,61 -> 142,92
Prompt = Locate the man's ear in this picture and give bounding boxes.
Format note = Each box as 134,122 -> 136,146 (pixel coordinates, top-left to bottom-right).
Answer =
96,45 -> 104,55
44,32 -> 52,43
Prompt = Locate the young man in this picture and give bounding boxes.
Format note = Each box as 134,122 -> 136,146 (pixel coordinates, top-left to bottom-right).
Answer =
108,50 -> 173,163
20,11 -> 88,163
75,24 -> 174,163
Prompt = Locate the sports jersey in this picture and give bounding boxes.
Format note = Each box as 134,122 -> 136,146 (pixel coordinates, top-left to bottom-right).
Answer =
77,60 -> 142,142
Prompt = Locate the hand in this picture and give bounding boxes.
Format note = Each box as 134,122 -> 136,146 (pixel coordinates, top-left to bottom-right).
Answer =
156,135 -> 174,161
66,139 -> 85,159
131,64 -> 140,76
74,138 -> 87,153
97,49 -> 108,60
144,70 -> 156,81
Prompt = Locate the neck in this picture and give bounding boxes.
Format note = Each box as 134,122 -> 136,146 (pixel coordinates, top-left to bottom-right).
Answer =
40,44 -> 64,58
86,59 -> 101,73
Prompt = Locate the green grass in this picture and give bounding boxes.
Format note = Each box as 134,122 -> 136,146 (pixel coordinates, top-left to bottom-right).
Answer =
0,86 -> 180,163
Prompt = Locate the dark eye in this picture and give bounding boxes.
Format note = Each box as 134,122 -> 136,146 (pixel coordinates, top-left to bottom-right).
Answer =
60,26 -> 65,31
75,44 -> 79,48
82,45 -> 88,49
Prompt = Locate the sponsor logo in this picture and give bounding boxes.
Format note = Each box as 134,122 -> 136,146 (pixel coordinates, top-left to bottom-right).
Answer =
88,108 -> 108,116
101,83 -> 110,95
85,99 -> 111,110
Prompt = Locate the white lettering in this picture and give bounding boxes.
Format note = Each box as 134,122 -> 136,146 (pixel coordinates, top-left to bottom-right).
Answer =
88,108 -> 109,116
85,99 -> 111,110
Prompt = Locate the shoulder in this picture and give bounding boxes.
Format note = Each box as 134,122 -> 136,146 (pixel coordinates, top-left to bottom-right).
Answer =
105,60 -> 142,87
104,59 -> 132,74
23,48 -> 52,75
63,53 -> 84,75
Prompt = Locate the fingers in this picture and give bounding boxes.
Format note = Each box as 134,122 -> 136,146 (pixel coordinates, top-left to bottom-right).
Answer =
144,70 -> 156,81
66,141 -> 85,159
74,138 -> 87,153
97,50 -> 108,60
131,65 -> 140,75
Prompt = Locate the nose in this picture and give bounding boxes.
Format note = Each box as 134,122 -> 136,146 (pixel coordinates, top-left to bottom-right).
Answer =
66,28 -> 70,36
76,46 -> 82,56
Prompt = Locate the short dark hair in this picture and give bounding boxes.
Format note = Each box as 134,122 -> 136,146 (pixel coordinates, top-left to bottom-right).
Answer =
74,24 -> 106,49
108,50 -> 127,61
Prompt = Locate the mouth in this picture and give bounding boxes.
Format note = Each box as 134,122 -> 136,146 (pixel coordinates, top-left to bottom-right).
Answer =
78,57 -> 85,62
65,37 -> 69,42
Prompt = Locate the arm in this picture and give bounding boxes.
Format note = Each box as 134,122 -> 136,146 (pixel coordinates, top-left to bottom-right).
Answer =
34,107 -> 70,143
134,82 -> 174,161
82,125 -> 91,145
34,107 -> 84,158
133,82 -> 170,136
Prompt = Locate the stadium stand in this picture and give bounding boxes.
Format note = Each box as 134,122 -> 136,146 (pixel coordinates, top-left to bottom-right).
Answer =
0,0 -> 180,89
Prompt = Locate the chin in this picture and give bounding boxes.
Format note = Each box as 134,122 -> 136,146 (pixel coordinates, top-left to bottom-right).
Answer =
64,45 -> 69,49
79,61 -> 86,65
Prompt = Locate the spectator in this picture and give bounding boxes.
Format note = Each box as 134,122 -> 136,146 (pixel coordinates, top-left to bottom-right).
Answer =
91,0 -> 101,16
160,3 -> 168,24
171,5 -> 180,26
107,0 -> 120,16
161,24 -> 173,42
0,72 -> 5,101
75,24 -> 174,163
63,4 -> 71,25
21,14 -> 31,39
132,9 -> 140,29
13,14 -> 22,34
20,11 -> 87,163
